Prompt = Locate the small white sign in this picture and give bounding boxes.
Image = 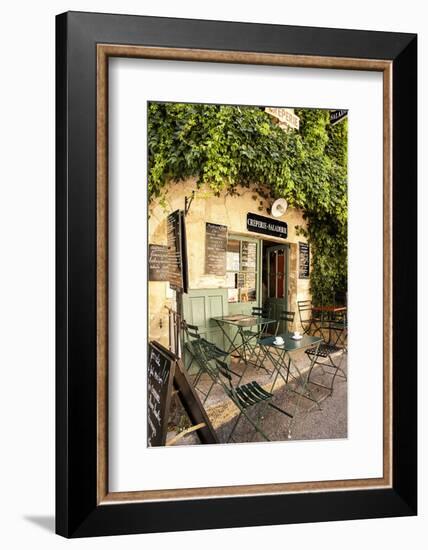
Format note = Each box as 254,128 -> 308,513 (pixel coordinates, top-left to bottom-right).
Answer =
265,106 -> 300,129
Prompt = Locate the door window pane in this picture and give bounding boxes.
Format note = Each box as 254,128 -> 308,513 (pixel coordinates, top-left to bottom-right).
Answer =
227,237 -> 258,303
277,250 -> 285,298
269,250 -> 276,298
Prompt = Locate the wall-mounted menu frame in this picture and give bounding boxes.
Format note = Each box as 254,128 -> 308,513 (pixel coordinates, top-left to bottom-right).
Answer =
56,11 -> 417,538
167,209 -> 188,293
205,222 -> 227,275
148,244 -> 169,282
241,241 -> 257,271
298,241 -> 310,279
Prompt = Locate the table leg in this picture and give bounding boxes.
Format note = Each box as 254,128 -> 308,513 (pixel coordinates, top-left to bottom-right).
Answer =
214,321 -> 241,357
290,342 -> 322,408
261,347 -> 289,394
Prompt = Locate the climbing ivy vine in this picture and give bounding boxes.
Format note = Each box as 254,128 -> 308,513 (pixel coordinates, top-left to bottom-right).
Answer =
148,102 -> 347,303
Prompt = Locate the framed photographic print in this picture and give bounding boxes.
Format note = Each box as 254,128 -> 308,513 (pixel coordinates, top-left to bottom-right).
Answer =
56,11 -> 417,538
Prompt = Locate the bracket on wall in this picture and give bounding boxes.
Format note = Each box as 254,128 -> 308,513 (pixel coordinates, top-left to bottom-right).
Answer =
184,191 -> 195,217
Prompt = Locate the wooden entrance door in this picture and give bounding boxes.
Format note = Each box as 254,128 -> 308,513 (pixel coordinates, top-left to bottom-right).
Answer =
266,244 -> 289,333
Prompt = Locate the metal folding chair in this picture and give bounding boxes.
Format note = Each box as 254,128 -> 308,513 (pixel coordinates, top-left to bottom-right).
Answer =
304,325 -> 347,398
297,300 -> 321,334
182,322 -> 229,389
251,310 -> 297,375
239,305 -> 272,369
241,306 -> 272,337
275,310 -> 295,335
185,333 -> 241,405
327,311 -> 348,351
251,306 -> 270,316
212,359 -> 293,443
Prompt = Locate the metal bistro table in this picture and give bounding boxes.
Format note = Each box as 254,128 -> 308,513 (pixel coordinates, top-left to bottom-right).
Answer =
211,314 -> 277,380
259,332 -> 323,438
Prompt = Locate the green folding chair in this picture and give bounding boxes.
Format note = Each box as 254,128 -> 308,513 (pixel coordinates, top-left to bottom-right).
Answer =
239,305 -> 272,365
297,300 -> 321,335
182,322 -> 228,381
185,334 -> 240,405
304,326 -> 347,398
212,359 -> 293,443
275,310 -> 295,335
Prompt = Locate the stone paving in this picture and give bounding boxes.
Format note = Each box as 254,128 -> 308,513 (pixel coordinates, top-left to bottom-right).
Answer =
167,346 -> 348,445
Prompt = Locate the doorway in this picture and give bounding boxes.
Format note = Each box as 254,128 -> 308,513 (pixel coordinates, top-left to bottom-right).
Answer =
262,241 -> 290,333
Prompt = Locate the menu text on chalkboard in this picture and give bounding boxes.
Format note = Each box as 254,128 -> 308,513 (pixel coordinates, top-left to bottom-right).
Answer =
147,341 -> 219,447
148,244 -> 169,281
147,341 -> 175,447
205,223 -> 227,275
299,242 -> 310,279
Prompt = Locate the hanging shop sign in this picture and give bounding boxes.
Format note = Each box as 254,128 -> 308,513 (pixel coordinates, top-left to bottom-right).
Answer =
246,212 -> 288,239
330,109 -> 348,126
265,107 -> 300,130
205,222 -> 227,276
167,209 -> 189,293
299,241 -> 310,279
148,244 -> 169,281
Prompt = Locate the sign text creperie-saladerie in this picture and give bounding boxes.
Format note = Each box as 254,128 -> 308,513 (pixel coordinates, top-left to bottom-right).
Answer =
246,213 -> 288,239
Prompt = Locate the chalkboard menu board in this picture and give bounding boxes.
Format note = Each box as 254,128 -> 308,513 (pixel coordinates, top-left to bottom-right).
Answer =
147,341 -> 219,447
147,341 -> 175,447
148,244 -> 169,281
299,242 -> 310,279
167,210 -> 188,292
205,223 -> 227,275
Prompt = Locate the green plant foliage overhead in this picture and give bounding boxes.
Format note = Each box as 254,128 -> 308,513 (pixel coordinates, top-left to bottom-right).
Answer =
148,102 -> 348,302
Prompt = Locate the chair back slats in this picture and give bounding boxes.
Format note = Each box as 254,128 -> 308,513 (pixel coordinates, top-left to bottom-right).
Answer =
279,311 -> 295,323
250,381 -> 272,400
297,300 -> 316,333
213,359 -> 233,380
274,310 -> 295,335
182,321 -> 200,340
236,387 -> 255,407
240,385 -> 260,406
297,300 -> 312,312
251,305 -> 271,318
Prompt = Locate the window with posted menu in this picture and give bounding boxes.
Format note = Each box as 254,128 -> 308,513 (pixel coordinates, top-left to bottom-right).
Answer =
226,238 -> 258,303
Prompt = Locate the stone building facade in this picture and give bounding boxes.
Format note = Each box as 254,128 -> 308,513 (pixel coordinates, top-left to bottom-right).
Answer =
148,178 -> 311,347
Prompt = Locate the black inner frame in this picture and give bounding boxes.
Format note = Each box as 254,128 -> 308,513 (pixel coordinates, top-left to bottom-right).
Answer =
56,11 -> 417,538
